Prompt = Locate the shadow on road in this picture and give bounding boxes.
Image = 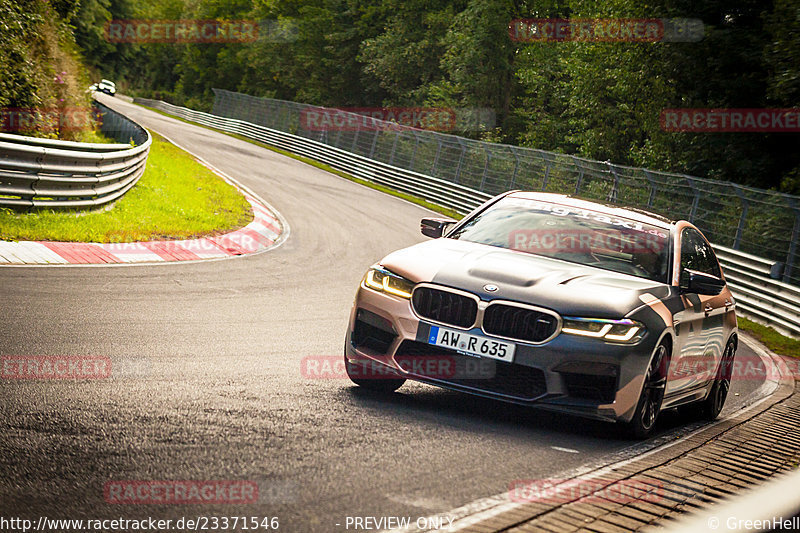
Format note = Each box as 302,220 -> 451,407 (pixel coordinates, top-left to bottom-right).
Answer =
343,383 -> 708,443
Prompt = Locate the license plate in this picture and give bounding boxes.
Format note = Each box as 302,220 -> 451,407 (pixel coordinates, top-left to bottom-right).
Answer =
427,326 -> 515,363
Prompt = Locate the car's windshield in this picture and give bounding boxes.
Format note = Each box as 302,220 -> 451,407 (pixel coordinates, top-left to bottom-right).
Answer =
448,197 -> 671,283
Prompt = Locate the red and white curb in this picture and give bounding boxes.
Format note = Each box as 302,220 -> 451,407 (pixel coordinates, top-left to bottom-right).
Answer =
0,193 -> 282,265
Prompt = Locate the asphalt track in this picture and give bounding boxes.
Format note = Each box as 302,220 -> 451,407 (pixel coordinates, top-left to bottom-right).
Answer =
0,95 -> 773,532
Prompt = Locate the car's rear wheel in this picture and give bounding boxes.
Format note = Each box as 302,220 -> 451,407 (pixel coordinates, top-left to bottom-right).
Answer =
344,348 -> 405,392
621,340 -> 669,439
697,338 -> 736,420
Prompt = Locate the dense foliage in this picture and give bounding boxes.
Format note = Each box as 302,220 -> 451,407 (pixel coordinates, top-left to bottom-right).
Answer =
9,0 -> 799,191
1,0 -> 95,139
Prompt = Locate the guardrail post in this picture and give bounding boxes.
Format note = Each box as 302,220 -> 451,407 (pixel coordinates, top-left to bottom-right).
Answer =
732,185 -> 749,250
784,199 -> 800,284
278,104 -> 290,132
541,154 -> 552,191
388,131 -> 399,165
643,170 -> 657,207
479,152 -> 491,191
509,147 -> 520,189
453,142 -> 466,184
368,130 -> 380,159
430,138 -> 443,176
574,169 -> 585,196
684,176 -> 700,224
269,102 -> 279,129
211,88 -> 222,116
607,162 -> 619,203
409,133 -> 420,170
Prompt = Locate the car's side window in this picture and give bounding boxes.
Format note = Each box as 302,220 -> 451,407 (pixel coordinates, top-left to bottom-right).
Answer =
680,228 -> 721,279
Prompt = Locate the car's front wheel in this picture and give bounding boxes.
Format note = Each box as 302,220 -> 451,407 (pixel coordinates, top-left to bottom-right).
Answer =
621,340 -> 670,439
344,348 -> 405,392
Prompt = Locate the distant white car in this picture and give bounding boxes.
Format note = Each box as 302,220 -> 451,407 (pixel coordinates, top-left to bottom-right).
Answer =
97,79 -> 116,96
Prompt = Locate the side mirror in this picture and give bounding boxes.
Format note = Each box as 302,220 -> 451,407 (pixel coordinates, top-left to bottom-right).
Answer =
680,269 -> 726,296
420,217 -> 456,239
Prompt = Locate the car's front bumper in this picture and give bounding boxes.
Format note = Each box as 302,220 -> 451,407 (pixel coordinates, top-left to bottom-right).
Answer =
345,285 -> 662,423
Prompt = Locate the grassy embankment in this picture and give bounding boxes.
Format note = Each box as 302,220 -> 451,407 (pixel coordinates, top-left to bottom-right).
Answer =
738,317 -> 800,359
0,132 -> 252,242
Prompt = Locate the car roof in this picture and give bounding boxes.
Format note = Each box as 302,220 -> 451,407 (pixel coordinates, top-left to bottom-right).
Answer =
506,191 -> 675,229
100,79 -> 115,84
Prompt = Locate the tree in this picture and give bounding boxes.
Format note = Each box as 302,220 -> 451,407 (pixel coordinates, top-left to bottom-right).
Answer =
437,0 -> 519,130
358,0 -> 462,105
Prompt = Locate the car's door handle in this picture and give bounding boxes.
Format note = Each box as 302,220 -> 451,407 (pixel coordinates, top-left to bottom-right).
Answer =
704,305 -> 713,317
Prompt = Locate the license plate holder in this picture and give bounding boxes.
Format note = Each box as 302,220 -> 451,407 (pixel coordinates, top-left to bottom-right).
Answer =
427,326 -> 515,363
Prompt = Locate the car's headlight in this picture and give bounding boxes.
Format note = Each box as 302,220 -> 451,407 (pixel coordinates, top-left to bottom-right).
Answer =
561,317 -> 645,343
362,267 -> 415,299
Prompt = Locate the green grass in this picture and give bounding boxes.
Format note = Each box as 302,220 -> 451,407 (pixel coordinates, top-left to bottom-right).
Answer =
738,317 -> 800,359
74,129 -> 117,144
137,103 -> 464,221
0,132 -> 252,242
14,128 -> 116,144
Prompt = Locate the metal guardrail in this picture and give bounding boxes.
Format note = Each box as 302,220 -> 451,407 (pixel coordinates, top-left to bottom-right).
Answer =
135,97 -> 492,213
133,97 -> 800,337
715,246 -> 800,336
209,89 -> 800,288
0,101 -> 151,208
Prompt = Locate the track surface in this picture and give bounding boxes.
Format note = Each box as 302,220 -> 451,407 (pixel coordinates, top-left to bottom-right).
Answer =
0,96 -> 770,532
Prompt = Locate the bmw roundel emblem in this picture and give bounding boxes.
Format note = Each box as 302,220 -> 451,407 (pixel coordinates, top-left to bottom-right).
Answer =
484,284 -> 498,292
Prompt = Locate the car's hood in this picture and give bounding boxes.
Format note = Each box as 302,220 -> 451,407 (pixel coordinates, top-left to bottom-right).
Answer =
380,238 -> 671,318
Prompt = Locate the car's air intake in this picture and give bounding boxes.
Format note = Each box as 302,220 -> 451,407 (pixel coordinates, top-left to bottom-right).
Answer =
482,303 -> 560,343
395,340 -> 547,400
412,286 -> 477,329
